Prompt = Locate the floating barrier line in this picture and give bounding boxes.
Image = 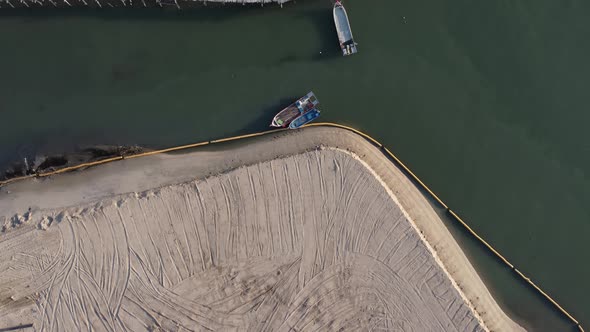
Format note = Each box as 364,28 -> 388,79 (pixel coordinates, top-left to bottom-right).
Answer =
0,174 -> 36,186
0,122 -> 583,331
36,156 -> 124,177
447,209 -> 513,268
308,122 -> 583,331
124,141 -> 211,159
0,128 -> 287,187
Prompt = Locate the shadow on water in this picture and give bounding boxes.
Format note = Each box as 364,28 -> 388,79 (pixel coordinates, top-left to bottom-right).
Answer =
232,95 -> 299,135
271,7 -> 341,66
298,7 -> 341,62
162,95 -> 299,156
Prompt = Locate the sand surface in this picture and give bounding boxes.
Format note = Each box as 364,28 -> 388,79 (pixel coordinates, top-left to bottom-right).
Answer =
0,127 -> 524,331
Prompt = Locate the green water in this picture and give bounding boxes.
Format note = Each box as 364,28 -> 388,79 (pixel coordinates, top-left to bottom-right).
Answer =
1,1 -> 589,330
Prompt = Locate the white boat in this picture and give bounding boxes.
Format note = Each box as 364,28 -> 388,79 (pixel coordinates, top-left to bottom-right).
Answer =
333,0 -> 358,56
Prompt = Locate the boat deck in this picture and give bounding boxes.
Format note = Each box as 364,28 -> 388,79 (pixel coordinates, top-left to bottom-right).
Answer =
333,2 -> 357,56
289,109 -> 321,129
334,6 -> 353,43
271,92 -> 319,127
273,106 -> 300,127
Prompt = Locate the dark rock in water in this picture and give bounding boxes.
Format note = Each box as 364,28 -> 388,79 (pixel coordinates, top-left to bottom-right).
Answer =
3,163 -> 26,179
81,145 -> 144,158
1,145 -> 146,182
36,156 -> 68,171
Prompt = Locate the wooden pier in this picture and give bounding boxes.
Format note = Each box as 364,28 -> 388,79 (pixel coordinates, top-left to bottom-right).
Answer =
0,0 -> 290,9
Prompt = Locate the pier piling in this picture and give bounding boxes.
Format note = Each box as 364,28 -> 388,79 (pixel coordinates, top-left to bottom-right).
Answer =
0,0 -> 289,8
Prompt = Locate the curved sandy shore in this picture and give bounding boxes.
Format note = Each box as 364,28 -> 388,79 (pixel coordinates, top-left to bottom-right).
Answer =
0,126 -> 523,331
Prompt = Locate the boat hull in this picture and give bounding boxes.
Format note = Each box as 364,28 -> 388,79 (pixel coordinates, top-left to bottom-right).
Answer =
333,1 -> 358,56
289,109 -> 321,129
270,92 -> 319,127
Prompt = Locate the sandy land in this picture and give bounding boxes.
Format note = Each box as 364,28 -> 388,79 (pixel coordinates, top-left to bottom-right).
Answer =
0,126 -> 524,331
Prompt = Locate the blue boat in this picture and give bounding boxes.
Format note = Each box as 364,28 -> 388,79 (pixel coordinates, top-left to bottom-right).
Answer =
288,109 -> 321,129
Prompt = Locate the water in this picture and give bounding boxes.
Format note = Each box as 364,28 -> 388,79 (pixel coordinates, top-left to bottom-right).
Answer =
1,1 -> 589,330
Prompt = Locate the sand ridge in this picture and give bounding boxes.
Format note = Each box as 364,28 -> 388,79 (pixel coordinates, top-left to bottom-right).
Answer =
0,127 -> 524,331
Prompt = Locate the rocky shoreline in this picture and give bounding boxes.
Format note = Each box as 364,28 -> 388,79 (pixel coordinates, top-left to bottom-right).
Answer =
1,145 -> 144,182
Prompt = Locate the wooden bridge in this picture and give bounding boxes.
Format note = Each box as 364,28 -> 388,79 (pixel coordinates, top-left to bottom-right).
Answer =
0,0 -> 290,9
